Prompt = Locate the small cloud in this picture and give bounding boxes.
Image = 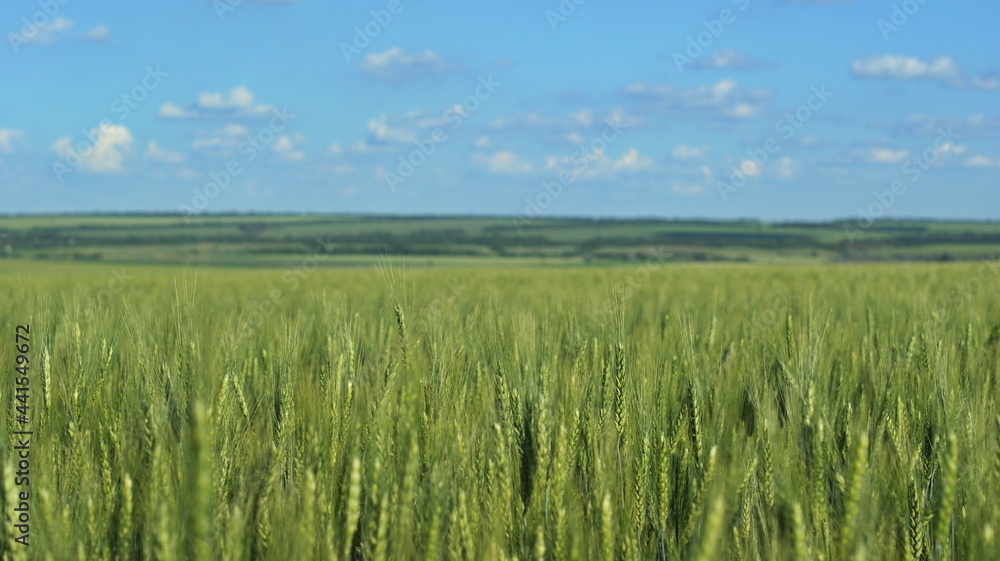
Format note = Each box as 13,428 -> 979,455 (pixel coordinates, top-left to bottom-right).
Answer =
474,136 -> 491,148
672,182 -> 703,194
970,72 -> 1000,91
851,55 -> 962,87
144,141 -> 184,164
192,124 -> 250,156
272,134 -> 305,163
0,129 -> 25,153
623,80 -> 770,120
860,147 -> 910,164
52,124 -> 133,173
965,155 -> 1000,168
612,148 -> 652,172
325,163 -> 358,174
687,49 -> 770,70
545,147 -> 652,180
487,108 -> 642,145
672,166 -> 713,195
78,25 -> 109,42
360,48 -> 455,82
739,159 -> 760,176
474,151 -> 533,175
776,155 -> 797,178
15,16 -> 73,44
159,86 -> 280,120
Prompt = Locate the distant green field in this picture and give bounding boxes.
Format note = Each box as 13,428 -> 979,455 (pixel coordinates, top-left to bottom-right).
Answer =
1,214 -> 998,266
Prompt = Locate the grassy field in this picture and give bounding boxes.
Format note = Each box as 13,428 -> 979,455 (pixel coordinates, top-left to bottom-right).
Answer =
1,259 -> 999,560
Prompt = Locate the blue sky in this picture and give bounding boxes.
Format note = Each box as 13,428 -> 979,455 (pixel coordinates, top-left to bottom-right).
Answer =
1,0 -> 998,220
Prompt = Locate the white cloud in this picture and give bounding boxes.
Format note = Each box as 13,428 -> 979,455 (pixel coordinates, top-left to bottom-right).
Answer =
970,76 -> 1000,91
361,48 -> 454,82
486,108 -> 642,146
851,55 -> 962,86
672,182 -> 703,195
192,124 -> 249,156
623,80 -> 770,120
739,160 -> 760,177
672,145 -> 709,159
862,147 -> 910,164
16,17 -> 73,44
688,49 -> 768,70
144,142 -> 184,164
272,134 -> 305,162
52,124 -> 133,173
937,143 -> 966,156
349,141 -> 395,154
545,147 -> 652,180
159,87 -> 279,120
367,114 -> 417,144
78,25 -> 109,42
965,155 -> 1000,168
776,155 -> 797,179
327,164 -> 358,174
158,103 -> 198,119
874,114 -> 1000,140
613,148 -> 653,172
672,166 -> 713,195
0,130 -> 25,153
474,151 -> 533,175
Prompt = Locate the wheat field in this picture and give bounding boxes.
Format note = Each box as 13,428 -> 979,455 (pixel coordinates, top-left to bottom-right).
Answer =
1,262 -> 998,560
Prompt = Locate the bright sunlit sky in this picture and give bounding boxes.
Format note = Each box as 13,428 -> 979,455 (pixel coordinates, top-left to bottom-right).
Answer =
1,0 -> 998,219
